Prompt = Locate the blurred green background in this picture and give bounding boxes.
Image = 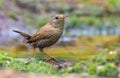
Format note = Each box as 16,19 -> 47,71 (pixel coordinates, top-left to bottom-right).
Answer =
0,0 -> 120,60
0,0 -> 120,77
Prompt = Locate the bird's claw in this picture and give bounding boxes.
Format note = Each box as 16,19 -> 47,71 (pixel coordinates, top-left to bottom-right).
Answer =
46,58 -> 60,67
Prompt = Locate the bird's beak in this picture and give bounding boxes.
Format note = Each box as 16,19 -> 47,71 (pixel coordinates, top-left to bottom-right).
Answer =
61,15 -> 68,20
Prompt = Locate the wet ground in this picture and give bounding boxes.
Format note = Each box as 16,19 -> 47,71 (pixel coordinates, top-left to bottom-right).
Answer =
16,58 -> 75,69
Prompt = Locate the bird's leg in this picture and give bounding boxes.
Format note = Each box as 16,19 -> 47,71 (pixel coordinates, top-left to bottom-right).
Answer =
34,47 -> 36,58
39,48 -> 51,58
39,48 -> 56,60
39,48 -> 59,66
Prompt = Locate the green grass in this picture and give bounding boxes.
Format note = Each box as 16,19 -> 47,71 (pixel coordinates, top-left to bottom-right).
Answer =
0,36 -> 119,77
0,47 -> 119,77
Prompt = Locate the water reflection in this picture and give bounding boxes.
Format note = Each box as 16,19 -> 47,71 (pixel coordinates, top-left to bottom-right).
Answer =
69,27 -> 120,36
1,26 -> 120,45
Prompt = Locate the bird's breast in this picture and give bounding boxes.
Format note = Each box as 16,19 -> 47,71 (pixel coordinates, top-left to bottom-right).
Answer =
50,28 -> 63,42
34,28 -> 63,48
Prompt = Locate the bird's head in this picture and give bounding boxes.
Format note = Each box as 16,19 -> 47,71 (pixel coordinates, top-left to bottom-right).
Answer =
48,14 -> 67,28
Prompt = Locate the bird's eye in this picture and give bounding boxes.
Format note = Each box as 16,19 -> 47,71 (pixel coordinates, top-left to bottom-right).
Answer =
55,16 -> 59,19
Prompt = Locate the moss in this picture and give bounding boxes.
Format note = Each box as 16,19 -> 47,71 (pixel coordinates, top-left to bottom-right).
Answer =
7,60 -> 26,71
6,59 -> 58,74
25,61 -> 58,74
0,47 -> 119,77
0,54 -> 14,68
96,63 -> 118,77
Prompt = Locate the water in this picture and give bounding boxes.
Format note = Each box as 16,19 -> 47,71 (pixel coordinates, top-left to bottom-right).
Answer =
68,27 -> 120,36
1,24 -> 120,45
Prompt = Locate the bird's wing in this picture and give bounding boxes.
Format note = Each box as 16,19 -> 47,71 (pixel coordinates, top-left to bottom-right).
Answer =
27,27 -> 54,43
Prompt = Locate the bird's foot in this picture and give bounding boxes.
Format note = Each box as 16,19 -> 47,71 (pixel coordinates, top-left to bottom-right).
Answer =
46,58 -> 60,68
47,57 -> 56,61
46,57 -> 57,63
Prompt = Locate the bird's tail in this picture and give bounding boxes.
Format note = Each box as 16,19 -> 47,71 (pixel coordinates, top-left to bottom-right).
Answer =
13,30 -> 31,40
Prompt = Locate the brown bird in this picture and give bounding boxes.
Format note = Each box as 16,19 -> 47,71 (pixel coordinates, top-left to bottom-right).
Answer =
13,14 -> 66,59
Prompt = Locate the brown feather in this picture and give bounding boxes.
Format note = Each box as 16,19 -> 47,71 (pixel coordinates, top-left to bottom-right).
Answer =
13,30 -> 31,40
27,24 -> 57,43
13,14 -> 66,59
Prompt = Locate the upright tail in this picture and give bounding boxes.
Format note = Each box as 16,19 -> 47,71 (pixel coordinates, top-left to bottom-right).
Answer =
13,30 -> 31,40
